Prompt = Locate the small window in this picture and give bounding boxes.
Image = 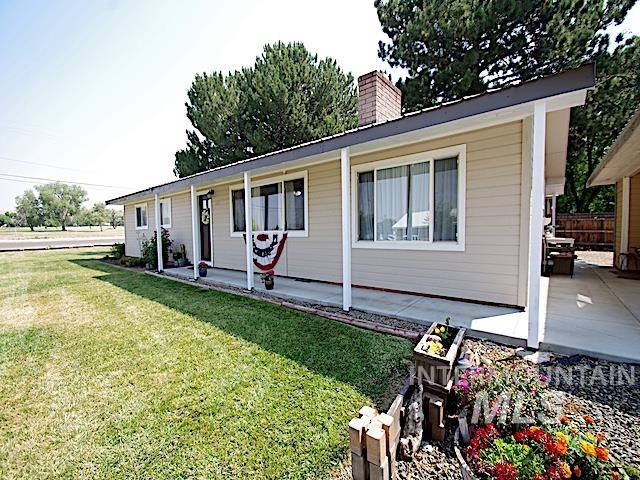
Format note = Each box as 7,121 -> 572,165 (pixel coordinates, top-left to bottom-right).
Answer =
160,199 -> 172,228
231,175 -> 306,234
135,203 -> 148,229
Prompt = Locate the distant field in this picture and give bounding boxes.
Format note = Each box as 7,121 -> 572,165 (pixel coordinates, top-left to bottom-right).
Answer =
0,226 -> 124,240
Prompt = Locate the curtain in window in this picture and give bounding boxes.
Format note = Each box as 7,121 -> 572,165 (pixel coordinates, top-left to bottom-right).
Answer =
232,190 -> 245,232
376,165 -> 409,241
408,162 -> 429,241
358,171 -> 374,240
251,183 -> 281,231
284,178 -> 305,230
434,157 -> 458,241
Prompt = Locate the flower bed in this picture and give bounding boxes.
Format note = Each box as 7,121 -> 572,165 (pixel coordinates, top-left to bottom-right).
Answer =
413,319 -> 465,388
453,364 -> 629,480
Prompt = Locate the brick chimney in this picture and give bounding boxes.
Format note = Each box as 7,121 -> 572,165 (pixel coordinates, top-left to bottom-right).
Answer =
357,71 -> 402,127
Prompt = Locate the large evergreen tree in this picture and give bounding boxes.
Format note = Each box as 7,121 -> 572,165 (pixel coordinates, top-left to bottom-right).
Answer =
174,42 -> 358,177
376,0 -> 638,212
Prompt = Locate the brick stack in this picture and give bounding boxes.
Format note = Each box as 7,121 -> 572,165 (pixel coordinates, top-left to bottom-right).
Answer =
349,396 -> 403,480
357,71 -> 402,127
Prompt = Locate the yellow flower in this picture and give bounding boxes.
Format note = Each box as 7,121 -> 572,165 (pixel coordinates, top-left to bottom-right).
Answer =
556,432 -> 570,445
561,463 -> 572,479
581,441 -> 596,457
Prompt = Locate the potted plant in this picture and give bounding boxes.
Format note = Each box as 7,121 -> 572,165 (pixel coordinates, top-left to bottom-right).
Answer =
173,251 -> 185,267
261,269 -> 275,290
198,261 -> 208,277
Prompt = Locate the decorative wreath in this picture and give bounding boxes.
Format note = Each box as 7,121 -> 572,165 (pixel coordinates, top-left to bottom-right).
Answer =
201,208 -> 210,225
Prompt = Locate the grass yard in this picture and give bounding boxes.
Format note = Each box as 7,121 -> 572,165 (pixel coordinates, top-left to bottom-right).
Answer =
0,226 -> 124,240
0,248 -> 412,479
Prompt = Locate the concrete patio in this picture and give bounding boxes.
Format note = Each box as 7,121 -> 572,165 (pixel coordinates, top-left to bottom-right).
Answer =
162,257 -> 640,363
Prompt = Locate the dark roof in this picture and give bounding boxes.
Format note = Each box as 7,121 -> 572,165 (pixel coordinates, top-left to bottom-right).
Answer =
107,63 -> 595,205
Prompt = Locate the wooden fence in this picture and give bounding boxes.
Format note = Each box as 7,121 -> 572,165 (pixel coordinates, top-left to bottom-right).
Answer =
555,212 -> 614,250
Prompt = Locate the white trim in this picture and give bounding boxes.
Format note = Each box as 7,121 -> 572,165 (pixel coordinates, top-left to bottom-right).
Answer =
228,170 -> 309,238
527,102 -> 546,349
159,198 -> 172,228
134,202 -> 148,230
350,144 -> 466,251
621,176 -> 631,254
154,194 -> 164,272
341,148 -> 352,311
190,185 -> 200,280
194,191 -> 214,267
244,172 -> 254,290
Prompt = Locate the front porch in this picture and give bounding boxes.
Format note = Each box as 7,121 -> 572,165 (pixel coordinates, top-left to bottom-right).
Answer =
162,253 -> 640,363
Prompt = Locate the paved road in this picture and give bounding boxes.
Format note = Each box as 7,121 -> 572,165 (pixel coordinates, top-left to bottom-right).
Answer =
0,237 -> 123,252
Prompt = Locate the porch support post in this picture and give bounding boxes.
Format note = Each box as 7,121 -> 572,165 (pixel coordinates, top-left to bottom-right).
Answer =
551,194 -> 557,235
341,147 -> 352,311
154,193 -> 163,272
621,176 -> 630,255
527,101 -> 546,349
244,171 -> 254,290
190,185 -> 200,280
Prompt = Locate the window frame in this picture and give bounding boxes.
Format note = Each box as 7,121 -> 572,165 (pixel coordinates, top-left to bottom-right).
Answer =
159,198 -> 172,228
134,202 -> 148,230
351,144 -> 466,251
228,170 -> 309,238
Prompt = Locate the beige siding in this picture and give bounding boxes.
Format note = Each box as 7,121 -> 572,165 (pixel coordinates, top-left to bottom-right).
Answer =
124,200 -> 156,258
349,122 -> 524,305
206,121 -> 526,306
124,193 -> 194,262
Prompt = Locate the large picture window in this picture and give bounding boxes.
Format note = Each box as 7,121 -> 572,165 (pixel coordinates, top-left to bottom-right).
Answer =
230,173 -> 307,236
353,146 -> 465,250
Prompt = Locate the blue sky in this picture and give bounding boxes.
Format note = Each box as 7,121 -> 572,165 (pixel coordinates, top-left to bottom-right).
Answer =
0,0 -> 639,211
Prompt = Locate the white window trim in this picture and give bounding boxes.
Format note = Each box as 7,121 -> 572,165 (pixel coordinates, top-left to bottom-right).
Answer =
350,144 -> 466,252
160,198 -> 172,228
229,170 -> 309,238
135,202 -> 148,230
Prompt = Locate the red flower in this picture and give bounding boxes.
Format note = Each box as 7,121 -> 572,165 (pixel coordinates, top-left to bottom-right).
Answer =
534,475 -> 546,480
494,461 -> 518,480
559,415 -> 569,424
514,430 -> 526,442
583,415 -> 595,425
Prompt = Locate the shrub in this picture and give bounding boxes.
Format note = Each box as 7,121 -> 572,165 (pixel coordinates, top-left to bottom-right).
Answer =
141,229 -> 171,268
110,243 -> 125,259
120,256 -> 144,267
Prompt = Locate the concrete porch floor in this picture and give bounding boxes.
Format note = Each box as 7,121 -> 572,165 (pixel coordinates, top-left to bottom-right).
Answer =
162,257 -> 640,363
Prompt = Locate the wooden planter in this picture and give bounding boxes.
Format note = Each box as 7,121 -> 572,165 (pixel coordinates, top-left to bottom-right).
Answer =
413,322 -> 465,389
454,427 -> 478,480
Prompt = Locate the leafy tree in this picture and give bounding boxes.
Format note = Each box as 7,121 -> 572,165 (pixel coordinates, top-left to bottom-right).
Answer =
376,0 -> 636,110
560,37 -> 640,213
15,189 -> 43,231
0,211 -> 16,227
109,208 -> 124,229
88,202 -> 109,230
36,182 -> 87,231
174,42 -> 358,177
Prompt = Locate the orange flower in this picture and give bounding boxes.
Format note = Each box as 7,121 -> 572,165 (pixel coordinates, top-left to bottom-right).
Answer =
555,440 -> 568,456
596,432 -> 606,443
581,441 -> 596,457
530,426 -> 542,433
559,415 -> 569,424
573,465 -> 582,478
556,432 -> 570,444
561,462 -> 572,479
583,415 -> 595,425
612,471 -> 621,480
569,428 -> 579,435
596,446 -> 609,461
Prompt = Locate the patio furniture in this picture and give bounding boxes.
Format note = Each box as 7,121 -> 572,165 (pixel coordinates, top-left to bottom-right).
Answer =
548,250 -> 576,277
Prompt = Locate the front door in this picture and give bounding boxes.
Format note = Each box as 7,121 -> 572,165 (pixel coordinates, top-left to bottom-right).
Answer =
199,194 -> 212,263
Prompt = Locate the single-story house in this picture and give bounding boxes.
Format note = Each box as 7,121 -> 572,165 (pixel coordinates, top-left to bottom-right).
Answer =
107,66 -> 595,348
588,106 -> 640,270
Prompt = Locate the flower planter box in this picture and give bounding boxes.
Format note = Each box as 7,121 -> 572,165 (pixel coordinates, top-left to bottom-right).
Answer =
413,322 -> 465,389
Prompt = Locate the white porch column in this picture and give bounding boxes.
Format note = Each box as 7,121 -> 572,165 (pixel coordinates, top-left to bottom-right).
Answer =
190,185 -> 200,280
154,193 -> 163,272
244,171 -> 254,290
551,195 -> 557,235
341,147 -> 352,311
621,176 -> 631,255
527,101 -> 546,348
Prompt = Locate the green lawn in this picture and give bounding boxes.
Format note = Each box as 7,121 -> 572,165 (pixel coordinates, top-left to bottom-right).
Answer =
0,248 -> 412,479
